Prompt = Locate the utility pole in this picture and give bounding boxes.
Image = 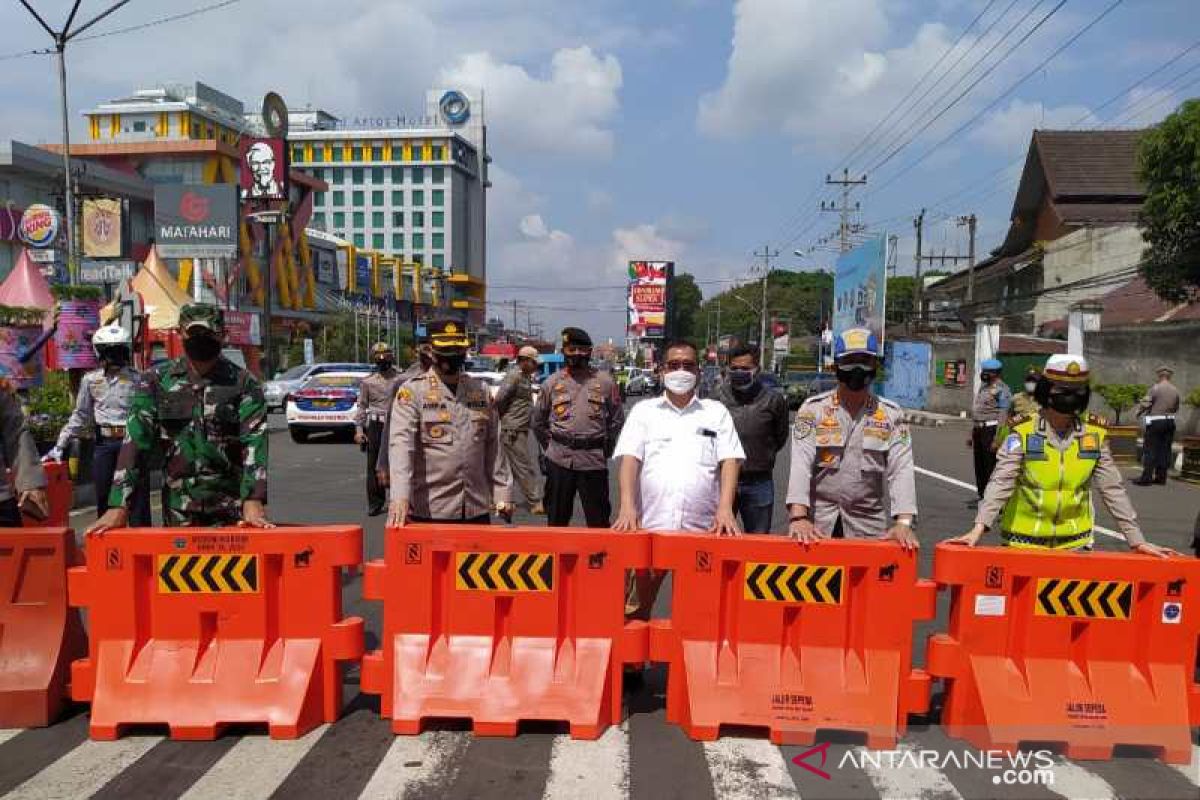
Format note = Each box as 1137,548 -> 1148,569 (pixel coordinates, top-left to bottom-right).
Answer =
958,213 -> 978,303
753,245 -> 779,368
510,299 -> 518,332
820,168 -> 868,253
913,208 -> 924,332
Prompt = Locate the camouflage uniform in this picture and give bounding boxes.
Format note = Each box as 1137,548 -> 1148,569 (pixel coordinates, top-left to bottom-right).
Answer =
110,306 -> 268,526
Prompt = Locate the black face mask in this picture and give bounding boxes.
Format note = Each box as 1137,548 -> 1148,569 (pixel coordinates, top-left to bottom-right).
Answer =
837,365 -> 876,392
1047,389 -> 1089,415
728,368 -> 758,390
375,358 -> 394,371
565,354 -> 590,370
98,347 -> 129,367
437,353 -> 466,375
183,334 -> 222,362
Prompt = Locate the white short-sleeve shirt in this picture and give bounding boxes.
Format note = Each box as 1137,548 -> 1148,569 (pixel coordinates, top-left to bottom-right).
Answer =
612,395 -> 745,531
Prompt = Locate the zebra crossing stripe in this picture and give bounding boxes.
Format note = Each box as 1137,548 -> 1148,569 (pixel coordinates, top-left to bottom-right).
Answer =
1045,757 -> 1117,799
1169,745 -> 1200,785
543,724 -> 630,800
358,731 -> 469,800
856,744 -> 965,800
5,736 -> 162,799
0,730 -> 22,747
703,738 -> 801,799
177,725 -> 328,800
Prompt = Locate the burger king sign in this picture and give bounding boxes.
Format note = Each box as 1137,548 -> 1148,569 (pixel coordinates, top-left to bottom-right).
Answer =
18,204 -> 60,249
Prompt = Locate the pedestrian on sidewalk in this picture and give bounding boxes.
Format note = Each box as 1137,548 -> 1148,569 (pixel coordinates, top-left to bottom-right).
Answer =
950,355 -> 1174,557
613,339 -> 744,619
1133,365 -> 1180,486
495,346 -> 545,515
354,342 -> 400,516
784,328 -> 918,549
967,358 -> 1011,505
532,327 -> 624,527
45,325 -> 150,526
87,303 -> 272,532
711,344 -> 788,533
386,319 -> 513,527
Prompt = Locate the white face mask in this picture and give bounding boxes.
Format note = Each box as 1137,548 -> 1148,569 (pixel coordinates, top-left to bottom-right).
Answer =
663,370 -> 698,396
1024,381 -> 1037,393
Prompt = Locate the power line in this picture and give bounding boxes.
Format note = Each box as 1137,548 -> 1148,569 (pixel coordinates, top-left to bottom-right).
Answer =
866,0 -> 1125,201
74,0 -> 244,41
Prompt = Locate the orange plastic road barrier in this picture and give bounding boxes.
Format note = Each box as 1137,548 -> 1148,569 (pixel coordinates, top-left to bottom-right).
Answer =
926,543 -> 1200,763
0,527 -> 87,727
68,526 -> 365,740
650,534 -> 935,747
362,525 -> 651,738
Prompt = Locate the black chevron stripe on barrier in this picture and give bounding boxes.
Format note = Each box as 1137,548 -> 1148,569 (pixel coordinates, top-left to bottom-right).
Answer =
455,552 -> 554,592
156,554 -> 259,594
1034,577 -> 1132,619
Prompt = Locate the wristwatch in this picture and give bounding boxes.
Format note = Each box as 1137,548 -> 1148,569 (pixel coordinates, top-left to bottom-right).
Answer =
789,514 -> 809,523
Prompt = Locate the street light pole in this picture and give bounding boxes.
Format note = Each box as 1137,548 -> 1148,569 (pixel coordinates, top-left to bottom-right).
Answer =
752,245 -> 778,368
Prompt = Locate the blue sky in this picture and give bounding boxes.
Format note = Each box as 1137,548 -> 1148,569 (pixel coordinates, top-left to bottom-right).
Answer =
2,0 -> 1197,341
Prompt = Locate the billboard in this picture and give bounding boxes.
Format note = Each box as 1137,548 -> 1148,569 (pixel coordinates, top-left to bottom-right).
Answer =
627,260 -> 672,339
239,137 -> 287,201
154,185 -> 237,258
81,198 -> 123,257
833,235 -> 887,344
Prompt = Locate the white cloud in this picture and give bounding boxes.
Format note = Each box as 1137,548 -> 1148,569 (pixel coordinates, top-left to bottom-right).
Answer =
970,99 -> 1096,153
439,46 -> 622,158
1116,87 -> 1178,127
611,224 -> 687,276
519,214 -> 551,238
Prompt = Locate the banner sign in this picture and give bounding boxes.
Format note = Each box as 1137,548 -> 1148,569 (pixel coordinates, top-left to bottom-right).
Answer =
154,185 -> 237,258
626,260 -> 672,339
224,310 -> 261,346
18,204 -> 60,248
239,138 -> 287,201
833,235 -> 887,344
80,259 -> 136,284
82,198 -> 123,258
355,253 -> 372,296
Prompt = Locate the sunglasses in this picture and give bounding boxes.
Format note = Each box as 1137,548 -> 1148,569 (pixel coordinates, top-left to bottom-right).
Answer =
665,360 -> 698,371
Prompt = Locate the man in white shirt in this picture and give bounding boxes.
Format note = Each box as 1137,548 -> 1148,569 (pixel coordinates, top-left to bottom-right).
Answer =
613,340 -> 745,618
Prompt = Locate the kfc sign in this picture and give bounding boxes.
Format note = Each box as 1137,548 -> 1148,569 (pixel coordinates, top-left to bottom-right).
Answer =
239,138 -> 287,201
154,185 -> 237,258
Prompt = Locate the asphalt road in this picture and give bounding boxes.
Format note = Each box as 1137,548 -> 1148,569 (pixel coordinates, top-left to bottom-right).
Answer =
4,411 -> 1199,800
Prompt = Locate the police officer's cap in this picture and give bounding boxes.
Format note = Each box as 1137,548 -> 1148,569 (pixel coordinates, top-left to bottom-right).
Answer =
561,327 -> 593,348
179,303 -> 225,336
1043,354 -> 1089,384
428,319 -> 470,353
371,341 -> 392,356
981,358 -> 1002,371
833,327 -> 878,359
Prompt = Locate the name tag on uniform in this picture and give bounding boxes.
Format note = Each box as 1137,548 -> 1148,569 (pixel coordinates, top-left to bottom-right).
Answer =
1077,433 -> 1100,459
1025,433 -> 1047,461
697,427 -> 716,438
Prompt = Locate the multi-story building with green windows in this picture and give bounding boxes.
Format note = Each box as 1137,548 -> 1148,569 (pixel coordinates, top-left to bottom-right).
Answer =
287,89 -> 489,324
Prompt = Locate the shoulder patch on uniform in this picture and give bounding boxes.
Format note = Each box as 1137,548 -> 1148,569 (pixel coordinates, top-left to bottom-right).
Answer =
1086,413 -> 1109,428
1003,432 -> 1023,453
396,386 -> 413,404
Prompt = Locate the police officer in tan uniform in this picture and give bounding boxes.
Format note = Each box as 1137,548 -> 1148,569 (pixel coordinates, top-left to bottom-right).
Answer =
495,345 -> 545,515
386,319 -> 513,526
785,328 -> 917,549
354,342 -> 400,516
968,358 -> 1011,504
532,327 -> 624,527
375,338 -> 434,487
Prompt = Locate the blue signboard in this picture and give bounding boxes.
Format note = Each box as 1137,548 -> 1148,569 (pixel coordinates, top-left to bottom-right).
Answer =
355,254 -> 372,295
882,340 -> 932,410
833,236 -> 887,344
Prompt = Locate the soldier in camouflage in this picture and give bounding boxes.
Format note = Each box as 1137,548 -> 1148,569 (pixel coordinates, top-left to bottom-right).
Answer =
86,303 -> 273,532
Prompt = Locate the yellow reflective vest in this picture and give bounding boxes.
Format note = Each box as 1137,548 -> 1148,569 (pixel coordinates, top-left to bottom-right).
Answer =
998,413 -> 1107,550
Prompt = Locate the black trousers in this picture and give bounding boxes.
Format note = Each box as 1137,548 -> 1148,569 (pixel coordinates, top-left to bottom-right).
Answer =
545,459 -> 611,528
972,425 -> 999,498
365,420 -> 386,510
1140,419 -> 1176,482
94,436 -> 151,526
0,497 -> 21,527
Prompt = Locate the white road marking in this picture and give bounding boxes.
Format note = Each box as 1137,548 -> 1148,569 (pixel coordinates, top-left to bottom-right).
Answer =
854,744 -> 964,799
178,725 -> 328,800
1168,745 -> 1200,785
1046,758 -> 1116,799
0,729 -> 23,746
913,465 -> 1123,540
358,731 -> 469,800
5,736 -> 161,799
702,737 -> 800,800
543,725 -> 630,800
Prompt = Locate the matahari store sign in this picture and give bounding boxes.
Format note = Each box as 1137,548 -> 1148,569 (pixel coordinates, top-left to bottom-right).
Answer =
154,184 -> 237,258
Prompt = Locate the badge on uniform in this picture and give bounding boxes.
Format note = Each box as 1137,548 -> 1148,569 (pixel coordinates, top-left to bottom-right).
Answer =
1077,432 -> 1101,459
1003,432 -> 1023,454
553,402 -> 569,418
424,422 -> 448,440
817,447 -> 841,467
396,387 -> 413,404
793,413 -> 815,441
1024,433 -> 1047,461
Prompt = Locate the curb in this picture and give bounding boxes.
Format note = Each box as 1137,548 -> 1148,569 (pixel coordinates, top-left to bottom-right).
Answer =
901,410 -> 962,428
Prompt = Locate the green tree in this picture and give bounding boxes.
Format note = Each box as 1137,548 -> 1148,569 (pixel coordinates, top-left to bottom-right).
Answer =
669,272 -> 703,341
1095,383 -> 1148,424
886,276 -> 916,325
1137,99 -> 1200,301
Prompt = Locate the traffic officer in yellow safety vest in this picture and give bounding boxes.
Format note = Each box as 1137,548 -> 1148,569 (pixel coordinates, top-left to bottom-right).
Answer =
44,324 -> 151,525
968,358 -> 1011,505
354,342 -> 400,516
950,355 -> 1176,557
386,319 -> 513,527
785,327 -> 918,550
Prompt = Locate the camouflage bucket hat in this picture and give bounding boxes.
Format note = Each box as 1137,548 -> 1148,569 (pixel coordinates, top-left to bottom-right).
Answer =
179,303 -> 226,336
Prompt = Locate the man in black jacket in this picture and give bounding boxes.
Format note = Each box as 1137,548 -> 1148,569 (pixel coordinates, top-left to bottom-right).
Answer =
713,345 -> 789,533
